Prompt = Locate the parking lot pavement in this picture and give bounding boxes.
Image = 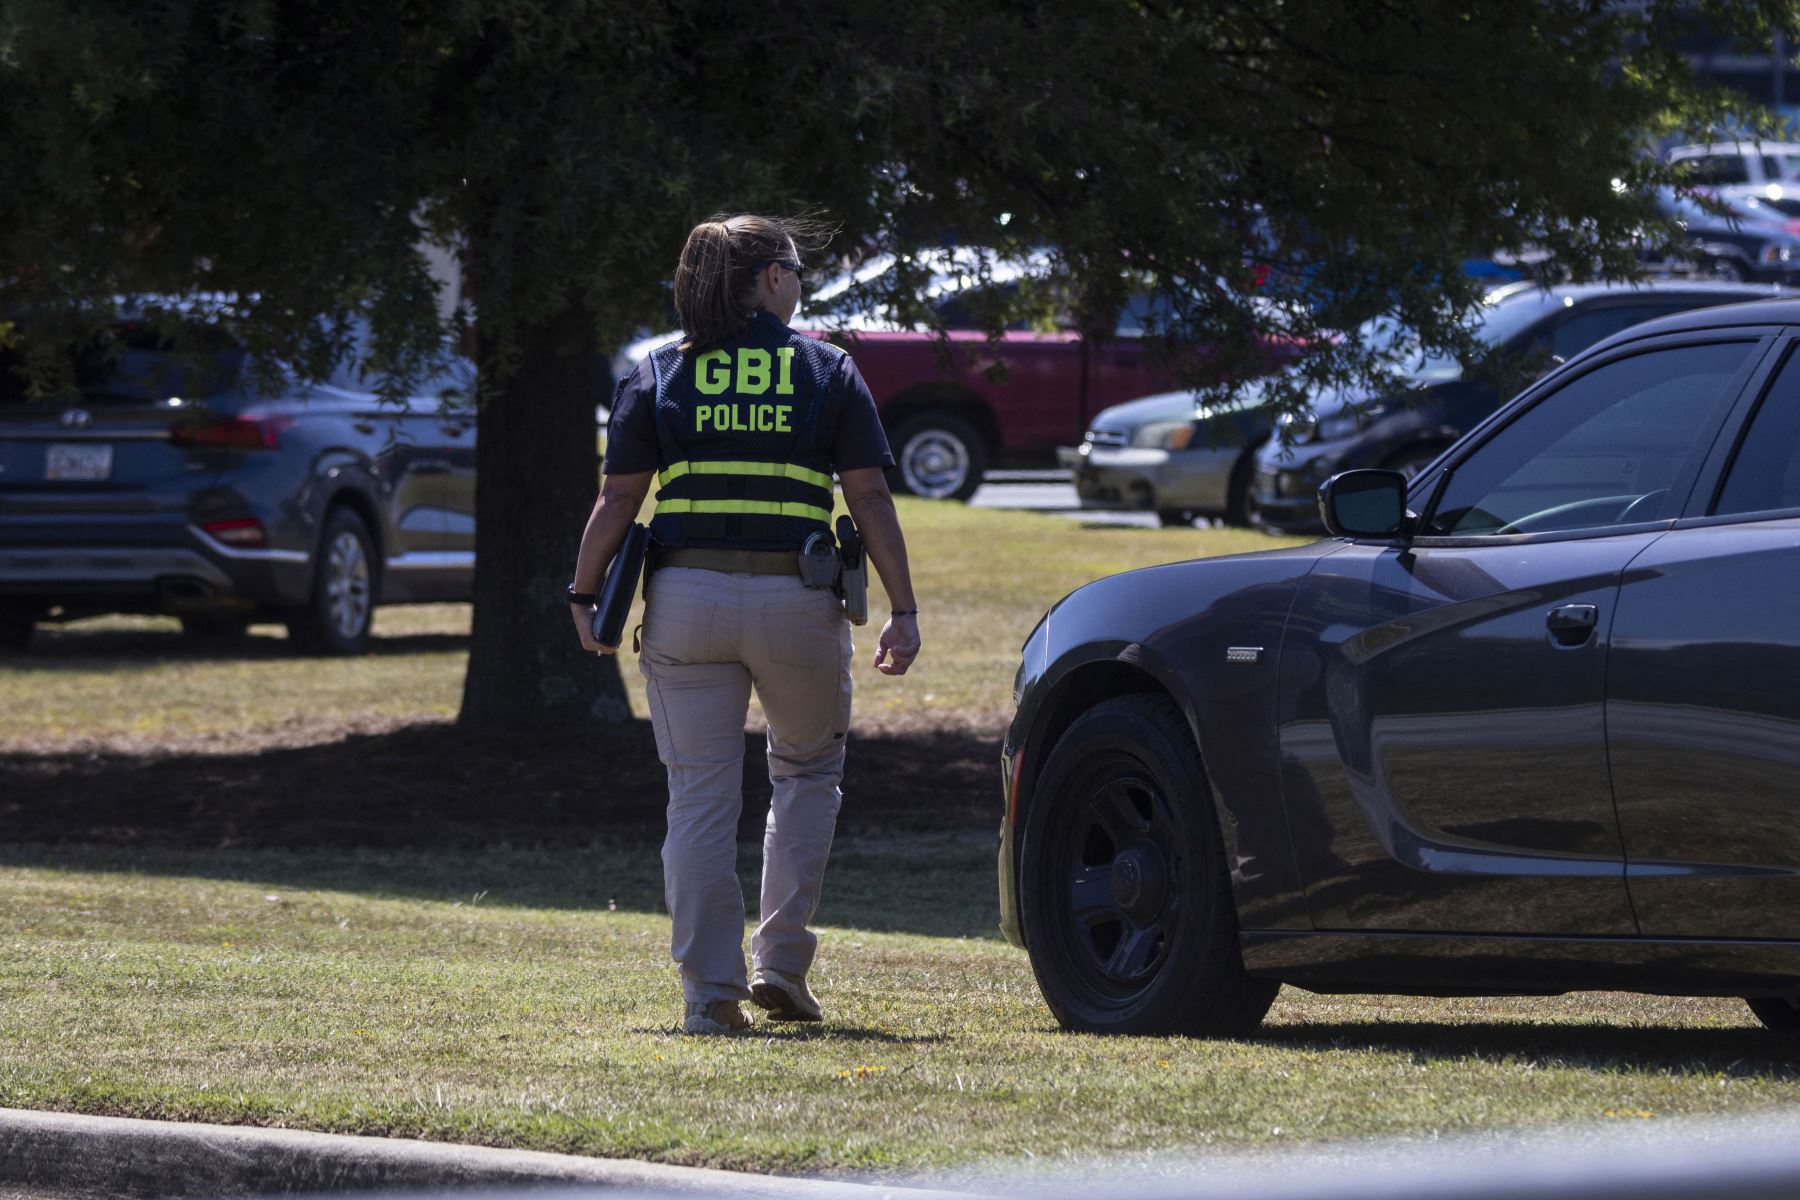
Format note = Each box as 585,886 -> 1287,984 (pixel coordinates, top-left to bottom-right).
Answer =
969,472 -> 1161,528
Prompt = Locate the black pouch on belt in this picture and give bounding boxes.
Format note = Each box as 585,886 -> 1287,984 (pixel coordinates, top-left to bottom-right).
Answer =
797,531 -> 841,589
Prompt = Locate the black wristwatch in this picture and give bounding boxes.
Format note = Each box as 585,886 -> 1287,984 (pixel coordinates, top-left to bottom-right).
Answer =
567,583 -> 597,606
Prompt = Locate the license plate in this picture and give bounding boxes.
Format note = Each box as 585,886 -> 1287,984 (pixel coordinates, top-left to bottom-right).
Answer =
45,443 -> 113,481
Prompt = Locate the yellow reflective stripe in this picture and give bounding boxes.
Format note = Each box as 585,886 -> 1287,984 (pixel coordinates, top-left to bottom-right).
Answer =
656,498 -> 832,522
658,460 -> 833,491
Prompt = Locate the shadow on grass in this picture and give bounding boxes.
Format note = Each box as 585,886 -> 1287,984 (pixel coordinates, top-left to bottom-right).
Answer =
1255,1019 -> 1798,1076
17,626 -> 467,665
0,718 -> 1004,939
625,1023 -> 949,1044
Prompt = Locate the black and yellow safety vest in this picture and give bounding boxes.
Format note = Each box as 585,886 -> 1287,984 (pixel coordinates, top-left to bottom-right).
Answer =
647,312 -> 842,552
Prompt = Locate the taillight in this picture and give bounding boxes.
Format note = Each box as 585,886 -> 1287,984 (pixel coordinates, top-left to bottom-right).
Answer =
169,414 -> 292,450
202,517 -> 268,548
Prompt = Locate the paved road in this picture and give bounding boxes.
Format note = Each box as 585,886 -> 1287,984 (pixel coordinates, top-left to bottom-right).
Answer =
968,472 -> 1162,528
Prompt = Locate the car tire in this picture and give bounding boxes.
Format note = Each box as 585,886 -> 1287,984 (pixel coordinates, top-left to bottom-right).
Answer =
1704,256 -> 1749,283
889,413 -> 987,502
1156,508 -> 1195,528
0,603 -> 36,652
1746,995 -> 1800,1033
286,507 -> 376,656
1018,693 -> 1278,1036
180,615 -> 250,639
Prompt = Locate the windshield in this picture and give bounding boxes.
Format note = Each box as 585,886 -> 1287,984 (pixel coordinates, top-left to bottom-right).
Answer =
0,325 -> 245,408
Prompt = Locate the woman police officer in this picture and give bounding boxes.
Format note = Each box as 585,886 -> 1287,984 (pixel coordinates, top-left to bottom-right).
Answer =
568,213 -> 922,1035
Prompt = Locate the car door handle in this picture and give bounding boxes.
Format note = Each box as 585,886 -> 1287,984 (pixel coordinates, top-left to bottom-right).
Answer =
440,422 -> 467,438
352,419 -> 377,435
1547,603 -> 1598,646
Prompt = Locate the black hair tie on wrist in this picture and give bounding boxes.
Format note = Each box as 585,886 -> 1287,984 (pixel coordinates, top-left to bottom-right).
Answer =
891,609 -> 918,617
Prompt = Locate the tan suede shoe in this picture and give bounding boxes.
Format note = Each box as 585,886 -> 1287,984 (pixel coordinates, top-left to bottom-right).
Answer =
682,1000 -> 752,1035
750,968 -> 823,1022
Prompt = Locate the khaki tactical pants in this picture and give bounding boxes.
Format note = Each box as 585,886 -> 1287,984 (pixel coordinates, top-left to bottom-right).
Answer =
639,566 -> 854,1004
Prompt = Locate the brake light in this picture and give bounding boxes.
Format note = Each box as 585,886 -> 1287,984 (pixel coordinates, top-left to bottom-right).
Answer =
169,415 -> 292,450
202,517 -> 268,548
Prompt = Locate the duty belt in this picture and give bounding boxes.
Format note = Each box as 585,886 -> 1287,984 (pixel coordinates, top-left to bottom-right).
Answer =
650,547 -> 799,576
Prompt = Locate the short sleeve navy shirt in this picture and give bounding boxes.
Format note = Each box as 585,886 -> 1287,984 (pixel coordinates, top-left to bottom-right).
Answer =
601,331 -> 893,477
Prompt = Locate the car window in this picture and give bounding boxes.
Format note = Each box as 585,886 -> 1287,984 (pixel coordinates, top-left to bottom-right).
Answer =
1424,342 -> 1755,536
929,282 -> 1029,331
1715,346 -> 1800,515
1115,293 -> 1175,338
1686,153 -> 1750,186
1764,153 -> 1800,181
1547,302 -> 1717,361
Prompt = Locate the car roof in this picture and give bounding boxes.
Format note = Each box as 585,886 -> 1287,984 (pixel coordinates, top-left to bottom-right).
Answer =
1482,278 -> 1783,306
1576,293 -> 1800,358
1668,141 -> 1800,158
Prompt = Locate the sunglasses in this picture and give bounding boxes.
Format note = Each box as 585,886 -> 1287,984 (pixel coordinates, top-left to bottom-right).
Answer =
760,259 -> 805,280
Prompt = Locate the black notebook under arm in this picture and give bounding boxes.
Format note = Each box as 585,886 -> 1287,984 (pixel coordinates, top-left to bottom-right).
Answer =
592,522 -> 650,649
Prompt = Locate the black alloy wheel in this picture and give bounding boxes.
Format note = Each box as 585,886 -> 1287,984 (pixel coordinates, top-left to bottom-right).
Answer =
1746,995 -> 1800,1033
1018,693 -> 1278,1036
287,506 -> 376,655
888,412 -> 988,502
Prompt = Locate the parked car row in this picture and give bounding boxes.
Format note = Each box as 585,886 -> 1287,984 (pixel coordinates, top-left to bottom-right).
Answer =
1069,279 -> 1785,532
0,311 -> 476,654
616,250 -> 1298,502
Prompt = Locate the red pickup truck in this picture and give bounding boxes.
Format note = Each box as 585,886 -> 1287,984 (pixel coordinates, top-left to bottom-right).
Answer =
615,254 -> 1265,502
837,318 -> 1191,500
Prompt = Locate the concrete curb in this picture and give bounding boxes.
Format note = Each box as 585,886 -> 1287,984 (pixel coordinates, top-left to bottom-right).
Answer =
0,1107 -> 977,1199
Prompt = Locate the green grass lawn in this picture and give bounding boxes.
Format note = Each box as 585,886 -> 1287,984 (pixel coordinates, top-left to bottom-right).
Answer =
5,500 -> 1799,1174
0,838 -> 1793,1175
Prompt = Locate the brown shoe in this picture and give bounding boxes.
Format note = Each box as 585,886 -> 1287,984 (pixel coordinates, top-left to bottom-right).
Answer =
682,1000 -> 752,1035
750,968 -> 823,1022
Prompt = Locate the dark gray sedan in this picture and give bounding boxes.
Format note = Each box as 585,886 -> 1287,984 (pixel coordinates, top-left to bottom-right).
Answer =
1004,295 -> 1800,1037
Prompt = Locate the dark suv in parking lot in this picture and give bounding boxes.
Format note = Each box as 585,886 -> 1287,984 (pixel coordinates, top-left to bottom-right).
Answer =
1252,280 -> 1783,533
0,315 -> 475,653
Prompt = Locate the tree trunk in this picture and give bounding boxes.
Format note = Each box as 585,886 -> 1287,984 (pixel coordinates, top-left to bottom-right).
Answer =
457,300 -> 632,730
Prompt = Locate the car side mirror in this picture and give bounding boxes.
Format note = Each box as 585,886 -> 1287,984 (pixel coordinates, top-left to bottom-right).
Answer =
1319,469 -> 1411,539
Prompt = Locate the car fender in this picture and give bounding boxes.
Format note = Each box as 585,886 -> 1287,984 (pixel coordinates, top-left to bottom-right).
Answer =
295,446 -> 388,561
1015,542 -> 1345,932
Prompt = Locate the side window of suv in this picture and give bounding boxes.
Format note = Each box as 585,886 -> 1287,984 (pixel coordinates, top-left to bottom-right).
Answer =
1684,153 -> 1750,186
1424,342 -> 1755,536
1548,303 -> 1706,362
1715,345 -> 1800,516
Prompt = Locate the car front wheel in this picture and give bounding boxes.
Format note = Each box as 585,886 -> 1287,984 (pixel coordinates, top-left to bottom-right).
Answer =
1704,256 -> 1749,283
1018,693 -> 1278,1036
287,507 -> 376,655
889,413 -> 987,502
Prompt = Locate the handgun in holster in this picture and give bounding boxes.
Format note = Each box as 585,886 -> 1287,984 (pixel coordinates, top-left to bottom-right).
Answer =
834,515 -> 869,626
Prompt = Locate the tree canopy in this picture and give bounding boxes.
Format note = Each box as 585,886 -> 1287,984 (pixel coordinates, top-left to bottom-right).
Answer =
0,0 -> 1792,726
